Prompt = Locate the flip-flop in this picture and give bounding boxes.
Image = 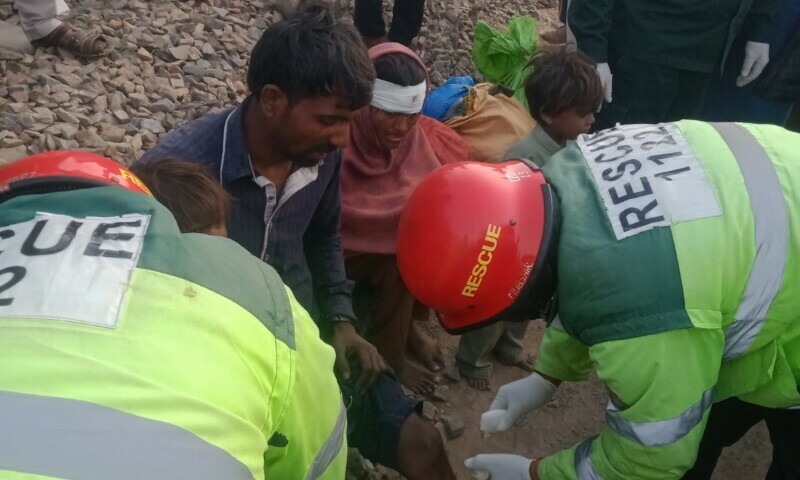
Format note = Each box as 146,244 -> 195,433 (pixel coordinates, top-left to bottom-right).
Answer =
31,23 -> 114,59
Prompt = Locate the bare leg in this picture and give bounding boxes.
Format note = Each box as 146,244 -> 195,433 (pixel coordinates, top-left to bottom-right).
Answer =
396,414 -> 457,480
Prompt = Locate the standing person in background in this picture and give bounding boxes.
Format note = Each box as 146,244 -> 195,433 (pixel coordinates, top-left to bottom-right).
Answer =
567,0 -> 778,130
342,42 -> 471,395
13,0 -> 113,57
139,8 -> 455,479
458,48 -> 603,391
701,0 -> 800,126
354,0 -> 426,48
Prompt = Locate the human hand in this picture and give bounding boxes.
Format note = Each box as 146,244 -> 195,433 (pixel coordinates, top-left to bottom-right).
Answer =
465,454 -> 535,480
736,41 -> 770,87
480,372 -> 558,433
596,63 -> 613,103
331,322 -> 386,393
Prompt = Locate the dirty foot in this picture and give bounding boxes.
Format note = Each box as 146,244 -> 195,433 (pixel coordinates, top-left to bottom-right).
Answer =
398,362 -> 440,395
30,23 -> 113,58
408,323 -> 445,372
497,354 -> 535,373
462,371 -> 492,391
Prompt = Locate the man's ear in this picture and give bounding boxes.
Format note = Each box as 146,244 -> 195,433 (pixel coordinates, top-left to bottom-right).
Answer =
258,85 -> 289,119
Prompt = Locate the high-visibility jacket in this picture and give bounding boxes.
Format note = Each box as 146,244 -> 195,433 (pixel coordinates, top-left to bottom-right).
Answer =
0,186 -> 346,480
535,121 -> 800,479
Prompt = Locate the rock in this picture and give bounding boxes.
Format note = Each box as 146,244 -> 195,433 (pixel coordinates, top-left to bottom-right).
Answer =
137,47 -> 153,62
439,414 -> 465,440
51,91 -> 70,105
128,93 -> 150,109
55,109 -> 80,125
98,123 -> 127,143
9,89 -> 29,104
109,92 -> 126,112
113,109 -> 131,123
346,448 -> 374,479
148,99 -> 176,113
74,130 -> 107,149
0,146 -> 29,164
421,401 -> 438,422
93,95 -> 108,112
444,367 -> 461,383
169,45 -> 191,61
44,123 -> 79,140
0,133 -> 23,148
430,385 -> 449,402
53,73 -> 83,89
32,108 -> 55,125
137,118 -> 165,134
157,86 -> 180,102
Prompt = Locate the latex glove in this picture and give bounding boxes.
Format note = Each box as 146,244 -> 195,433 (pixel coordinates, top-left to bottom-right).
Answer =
480,372 -> 558,433
736,41 -> 770,87
465,454 -> 533,480
596,63 -> 613,103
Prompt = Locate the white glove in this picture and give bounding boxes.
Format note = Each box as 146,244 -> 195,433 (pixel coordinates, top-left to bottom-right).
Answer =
465,454 -> 533,480
596,63 -> 613,103
480,372 -> 558,433
736,41 -> 770,87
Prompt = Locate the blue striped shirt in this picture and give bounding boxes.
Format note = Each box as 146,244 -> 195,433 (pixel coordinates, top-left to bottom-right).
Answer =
139,99 -> 355,323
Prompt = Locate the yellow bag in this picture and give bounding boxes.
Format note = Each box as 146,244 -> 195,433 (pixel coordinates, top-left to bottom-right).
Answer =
445,83 -> 536,163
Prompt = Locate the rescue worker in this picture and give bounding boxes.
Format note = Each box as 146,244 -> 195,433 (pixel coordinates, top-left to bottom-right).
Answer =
396,121 -> 800,479
0,151 -> 347,480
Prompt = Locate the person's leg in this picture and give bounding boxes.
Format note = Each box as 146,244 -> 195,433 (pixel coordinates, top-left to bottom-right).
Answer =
593,53 -> 681,131
763,406 -> 800,479
15,0 -> 68,41
456,324 -> 505,390
682,397 -> 766,479
347,254 -> 438,393
407,301 -> 444,372
665,69 -> 712,122
396,414 -> 457,480
343,369 -> 455,480
387,0 -> 426,47
493,321 -> 535,372
353,0 -> 388,47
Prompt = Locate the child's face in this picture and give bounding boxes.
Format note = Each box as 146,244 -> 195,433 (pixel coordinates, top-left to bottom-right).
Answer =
203,224 -> 228,237
548,107 -> 596,143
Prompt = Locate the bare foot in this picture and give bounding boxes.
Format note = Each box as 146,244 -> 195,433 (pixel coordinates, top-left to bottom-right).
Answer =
408,323 -> 445,372
398,362 -> 440,395
497,354 -> 535,373
463,373 -> 492,391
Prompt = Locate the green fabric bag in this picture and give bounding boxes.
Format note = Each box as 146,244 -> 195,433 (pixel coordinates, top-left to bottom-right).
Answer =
472,15 -> 538,107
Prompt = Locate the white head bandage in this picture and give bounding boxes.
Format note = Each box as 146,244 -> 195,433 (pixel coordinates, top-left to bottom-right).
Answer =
370,79 -> 426,114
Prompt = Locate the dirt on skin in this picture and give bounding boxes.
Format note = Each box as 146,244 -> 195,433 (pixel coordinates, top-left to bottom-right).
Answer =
422,319 -> 772,480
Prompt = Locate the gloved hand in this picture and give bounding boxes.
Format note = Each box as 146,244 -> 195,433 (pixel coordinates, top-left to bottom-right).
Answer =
465,454 -> 533,480
480,372 -> 558,433
596,63 -> 613,103
736,41 -> 770,87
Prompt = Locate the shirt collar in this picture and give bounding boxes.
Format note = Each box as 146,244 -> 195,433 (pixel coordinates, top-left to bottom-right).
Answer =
219,96 -> 325,186
532,125 -> 564,157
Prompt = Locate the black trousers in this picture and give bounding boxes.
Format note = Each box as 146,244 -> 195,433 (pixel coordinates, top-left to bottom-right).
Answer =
353,0 -> 426,47
593,52 -> 712,131
683,397 -> 800,480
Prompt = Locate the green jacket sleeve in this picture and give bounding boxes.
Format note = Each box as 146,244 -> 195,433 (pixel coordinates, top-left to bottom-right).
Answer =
567,0 -> 615,63
535,318 -> 593,382
743,0 -> 779,44
538,327 -> 725,480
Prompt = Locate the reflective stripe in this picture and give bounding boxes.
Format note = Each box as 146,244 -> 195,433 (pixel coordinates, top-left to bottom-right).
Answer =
710,123 -> 789,361
574,437 -> 603,480
305,400 -> 347,480
605,388 -> 713,446
0,390 -> 252,480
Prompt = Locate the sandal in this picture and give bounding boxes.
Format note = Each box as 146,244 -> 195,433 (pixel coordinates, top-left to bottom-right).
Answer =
31,23 -> 114,58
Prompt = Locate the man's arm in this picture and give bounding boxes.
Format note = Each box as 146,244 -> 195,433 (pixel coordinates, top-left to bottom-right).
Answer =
303,152 -> 356,323
743,0 -> 779,44
567,0 -> 616,63
303,152 -> 386,391
537,327 -> 724,480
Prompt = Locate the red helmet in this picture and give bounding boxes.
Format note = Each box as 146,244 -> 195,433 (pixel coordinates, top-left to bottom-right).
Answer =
397,160 -> 558,334
0,150 -> 152,200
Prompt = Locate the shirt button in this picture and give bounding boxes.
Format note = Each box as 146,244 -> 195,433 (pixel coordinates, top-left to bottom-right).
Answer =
264,254 -> 270,261
267,196 -> 275,203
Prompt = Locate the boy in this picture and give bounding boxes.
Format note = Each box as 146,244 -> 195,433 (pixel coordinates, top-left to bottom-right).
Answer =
130,158 -> 231,237
458,48 -> 604,390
